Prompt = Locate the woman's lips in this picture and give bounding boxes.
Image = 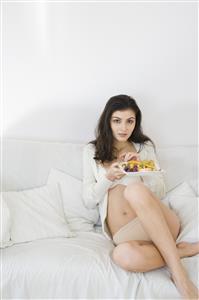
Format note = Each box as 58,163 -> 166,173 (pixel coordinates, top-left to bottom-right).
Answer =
118,133 -> 128,137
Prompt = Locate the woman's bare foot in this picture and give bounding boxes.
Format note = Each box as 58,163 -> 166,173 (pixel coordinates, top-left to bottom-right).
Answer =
177,241 -> 199,258
171,275 -> 199,299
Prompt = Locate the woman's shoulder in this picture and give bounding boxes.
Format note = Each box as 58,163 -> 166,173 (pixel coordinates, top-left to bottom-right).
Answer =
132,140 -> 154,150
143,140 -> 154,148
133,140 -> 155,154
142,141 -> 156,157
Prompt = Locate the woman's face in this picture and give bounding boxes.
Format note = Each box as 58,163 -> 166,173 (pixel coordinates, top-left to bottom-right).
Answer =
110,109 -> 136,142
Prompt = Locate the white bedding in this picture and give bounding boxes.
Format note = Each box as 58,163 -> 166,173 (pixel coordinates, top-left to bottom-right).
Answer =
1,139 -> 198,299
2,231 -> 184,299
2,222 -> 199,299
2,231 -> 138,299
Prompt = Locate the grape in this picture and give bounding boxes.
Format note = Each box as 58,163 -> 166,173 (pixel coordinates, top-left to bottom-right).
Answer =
132,165 -> 138,172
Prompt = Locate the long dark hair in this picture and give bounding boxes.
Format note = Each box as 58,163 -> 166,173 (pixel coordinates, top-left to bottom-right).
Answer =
89,95 -> 155,163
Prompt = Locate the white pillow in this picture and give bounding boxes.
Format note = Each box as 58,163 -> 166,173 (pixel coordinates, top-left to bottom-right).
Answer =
0,197 -> 13,248
164,182 -> 198,243
188,178 -> 199,196
47,169 -> 99,232
166,181 -> 196,197
2,183 -> 76,243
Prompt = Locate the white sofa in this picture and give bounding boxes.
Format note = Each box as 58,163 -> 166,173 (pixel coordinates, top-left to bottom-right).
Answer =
1,138 -> 198,299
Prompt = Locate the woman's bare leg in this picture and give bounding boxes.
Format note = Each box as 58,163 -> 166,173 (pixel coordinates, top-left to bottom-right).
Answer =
113,240 -> 199,272
123,182 -> 199,299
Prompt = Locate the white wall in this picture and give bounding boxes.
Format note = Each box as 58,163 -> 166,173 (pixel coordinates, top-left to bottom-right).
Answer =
2,2 -> 197,147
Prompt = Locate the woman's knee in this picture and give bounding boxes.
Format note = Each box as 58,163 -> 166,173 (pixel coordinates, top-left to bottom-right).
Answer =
111,241 -> 146,272
124,182 -> 152,206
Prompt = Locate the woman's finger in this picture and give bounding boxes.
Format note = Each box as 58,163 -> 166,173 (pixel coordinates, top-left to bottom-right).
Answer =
113,163 -> 123,170
115,170 -> 126,176
124,154 -> 131,161
119,152 -> 140,162
127,153 -> 139,161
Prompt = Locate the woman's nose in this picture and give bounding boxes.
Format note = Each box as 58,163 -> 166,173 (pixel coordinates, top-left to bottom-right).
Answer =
120,123 -> 127,131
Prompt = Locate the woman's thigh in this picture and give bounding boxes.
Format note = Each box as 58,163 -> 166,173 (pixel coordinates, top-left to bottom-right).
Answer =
125,182 -> 181,241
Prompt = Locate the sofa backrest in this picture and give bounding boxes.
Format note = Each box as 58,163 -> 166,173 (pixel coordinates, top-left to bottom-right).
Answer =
1,138 -> 198,192
1,138 -> 84,191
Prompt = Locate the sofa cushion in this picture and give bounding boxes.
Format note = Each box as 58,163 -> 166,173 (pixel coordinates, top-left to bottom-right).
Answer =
47,168 -> 99,232
163,182 -> 198,243
0,197 -> 13,248
3,183 -> 75,243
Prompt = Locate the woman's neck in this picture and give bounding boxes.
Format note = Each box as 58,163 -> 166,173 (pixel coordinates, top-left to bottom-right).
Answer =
114,141 -> 131,152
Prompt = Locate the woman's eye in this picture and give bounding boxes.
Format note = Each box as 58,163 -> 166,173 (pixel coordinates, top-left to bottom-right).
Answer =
113,119 -> 134,124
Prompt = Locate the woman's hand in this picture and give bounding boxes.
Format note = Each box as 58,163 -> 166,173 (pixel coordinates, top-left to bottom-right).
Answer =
105,162 -> 126,181
118,152 -> 140,162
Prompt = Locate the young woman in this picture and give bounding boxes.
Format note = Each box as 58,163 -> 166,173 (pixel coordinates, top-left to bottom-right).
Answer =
82,94 -> 199,299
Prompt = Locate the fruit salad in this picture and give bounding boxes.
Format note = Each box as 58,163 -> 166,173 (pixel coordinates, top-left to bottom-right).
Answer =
120,159 -> 156,172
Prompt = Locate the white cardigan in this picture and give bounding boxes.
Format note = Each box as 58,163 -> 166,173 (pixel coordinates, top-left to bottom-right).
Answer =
82,142 -> 166,241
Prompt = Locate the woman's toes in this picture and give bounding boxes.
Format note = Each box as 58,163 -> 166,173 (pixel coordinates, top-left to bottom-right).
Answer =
177,241 -> 199,257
